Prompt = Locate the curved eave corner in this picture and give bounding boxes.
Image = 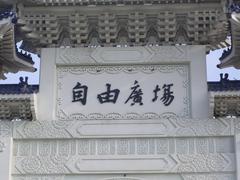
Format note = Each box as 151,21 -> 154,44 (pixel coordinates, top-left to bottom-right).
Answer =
218,12 -> 240,69
0,11 -> 36,80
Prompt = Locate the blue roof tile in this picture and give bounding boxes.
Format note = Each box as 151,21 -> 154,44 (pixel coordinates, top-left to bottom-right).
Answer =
0,84 -> 39,94
0,77 -> 38,94
208,81 -> 240,91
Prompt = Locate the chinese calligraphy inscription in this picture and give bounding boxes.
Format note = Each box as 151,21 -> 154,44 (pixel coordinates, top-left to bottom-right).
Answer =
161,84 -> 174,106
72,82 -> 88,105
72,81 -> 175,107
97,84 -> 120,104
125,80 -> 144,106
152,84 -> 174,106
57,65 -> 189,119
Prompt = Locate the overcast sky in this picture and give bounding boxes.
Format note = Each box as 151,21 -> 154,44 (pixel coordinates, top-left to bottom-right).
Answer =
0,48 -> 239,84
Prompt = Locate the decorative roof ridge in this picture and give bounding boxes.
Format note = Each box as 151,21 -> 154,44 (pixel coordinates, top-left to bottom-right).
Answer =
208,73 -> 240,91
0,77 -> 39,95
21,0 -> 223,7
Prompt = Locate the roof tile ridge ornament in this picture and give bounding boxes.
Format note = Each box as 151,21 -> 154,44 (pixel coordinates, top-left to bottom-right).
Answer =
19,76 -> 31,94
0,82 -> 39,95
208,73 -> 240,92
220,73 -> 229,84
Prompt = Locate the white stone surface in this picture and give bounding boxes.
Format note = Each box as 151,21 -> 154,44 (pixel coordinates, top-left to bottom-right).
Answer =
38,46 -> 208,120
235,134 -> 240,180
11,174 -> 236,180
13,118 -> 236,139
0,137 -> 12,180
37,48 -> 57,121
0,118 -> 235,179
12,138 -> 236,174
10,118 -> 239,176
8,46 -> 238,180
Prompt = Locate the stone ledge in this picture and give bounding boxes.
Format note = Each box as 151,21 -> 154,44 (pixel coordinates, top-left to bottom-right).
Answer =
11,118 -> 239,139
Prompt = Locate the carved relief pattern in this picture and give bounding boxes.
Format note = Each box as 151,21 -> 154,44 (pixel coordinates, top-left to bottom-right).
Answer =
98,140 -> 110,155
173,118 -> 233,137
58,111 -> 177,121
14,153 -> 235,174
13,136 -> 235,174
103,178 -> 143,180
137,139 -> 149,155
117,139 -> 130,155
176,139 -> 188,154
13,118 -> 239,139
14,120 -> 72,139
57,64 -> 188,76
181,174 -> 235,180
196,138 -> 208,154
78,140 -> 89,155
175,154 -> 234,172
0,121 -> 12,137
16,155 -> 69,174
234,119 -> 240,134
21,156 -> 43,174
0,140 -> 6,152
57,48 -> 97,65
156,139 -> 168,154
39,142 -> 51,156
12,176 -> 65,180
149,46 -> 187,61
19,141 -> 31,156
56,46 -> 189,65
12,174 -> 235,180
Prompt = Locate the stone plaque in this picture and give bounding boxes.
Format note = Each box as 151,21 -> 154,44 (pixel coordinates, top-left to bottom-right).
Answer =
57,64 -> 190,119
38,46 -> 208,120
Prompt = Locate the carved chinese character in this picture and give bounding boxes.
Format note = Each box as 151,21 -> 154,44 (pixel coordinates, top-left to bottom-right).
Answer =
97,83 -> 120,104
152,85 -> 161,102
125,80 -> 143,106
161,84 -> 174,106
72,82 -> 88,105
